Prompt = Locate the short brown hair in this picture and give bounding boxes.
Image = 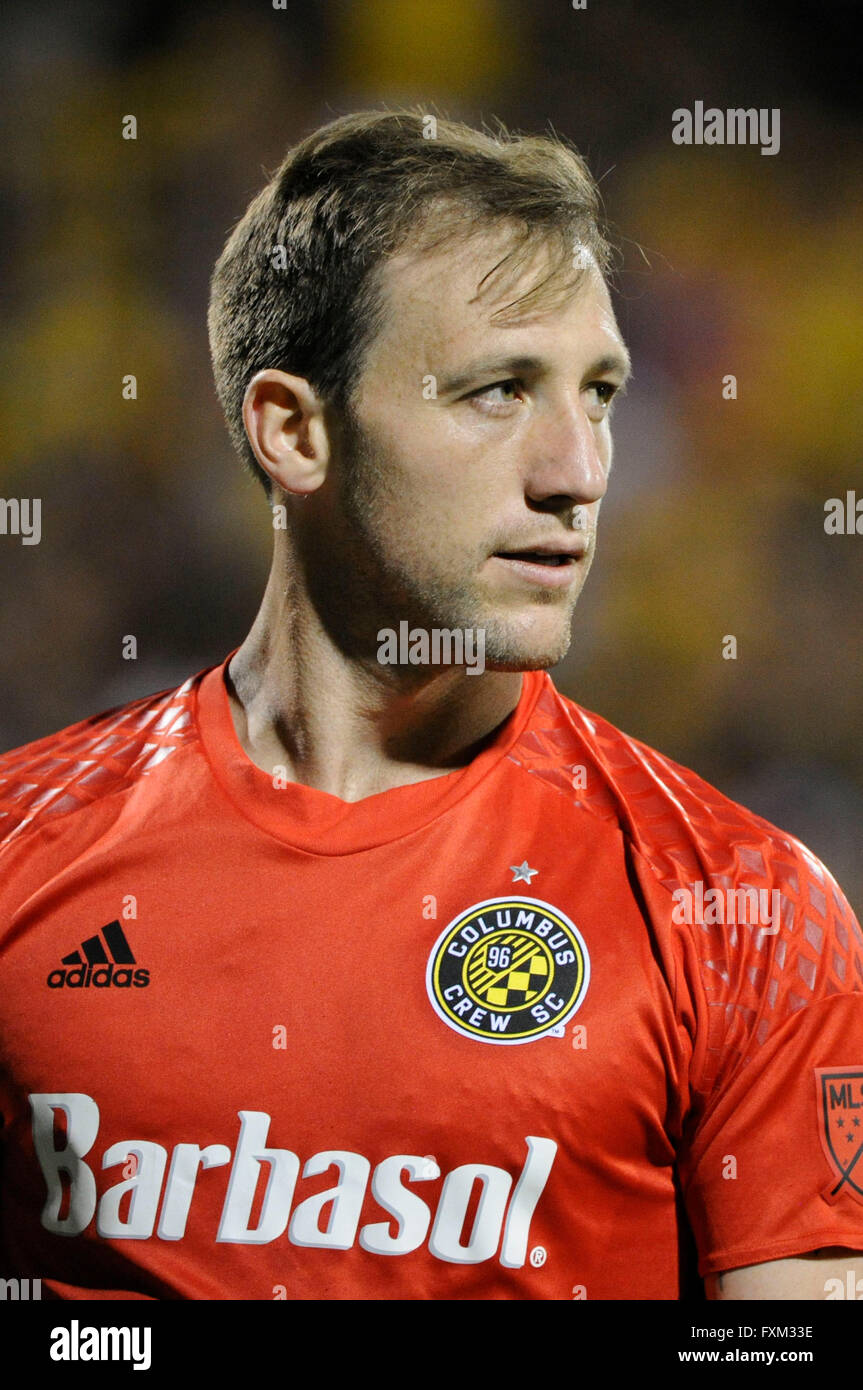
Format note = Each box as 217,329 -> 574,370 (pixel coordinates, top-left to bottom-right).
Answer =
208,109 -> 611,498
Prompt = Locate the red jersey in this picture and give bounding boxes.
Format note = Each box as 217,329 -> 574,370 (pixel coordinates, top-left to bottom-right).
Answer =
1,651 -> 862,1300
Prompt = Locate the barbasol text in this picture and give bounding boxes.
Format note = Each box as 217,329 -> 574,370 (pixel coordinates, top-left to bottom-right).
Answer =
29,1094 -> 556,1268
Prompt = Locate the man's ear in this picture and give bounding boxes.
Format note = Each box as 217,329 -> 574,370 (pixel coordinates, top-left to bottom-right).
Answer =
242,369 -> 330,497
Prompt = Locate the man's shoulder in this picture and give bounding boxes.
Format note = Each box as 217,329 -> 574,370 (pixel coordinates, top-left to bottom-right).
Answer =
528,675 -> 848,902
529,680 -> 863,1092
0,670 -> 202,852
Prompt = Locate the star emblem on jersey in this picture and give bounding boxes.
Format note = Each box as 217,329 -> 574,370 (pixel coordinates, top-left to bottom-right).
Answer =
426,896 -> 590,1045
510,861 -> 538,884
815,1068 -> 863,1205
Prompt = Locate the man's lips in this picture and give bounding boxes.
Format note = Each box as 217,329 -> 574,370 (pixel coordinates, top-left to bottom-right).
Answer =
492,538 -> 588,564
490,542 -> 587,587
495,551 -> 577,566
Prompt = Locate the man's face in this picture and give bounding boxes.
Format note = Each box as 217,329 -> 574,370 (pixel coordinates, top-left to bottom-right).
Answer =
315,226 -> 630,672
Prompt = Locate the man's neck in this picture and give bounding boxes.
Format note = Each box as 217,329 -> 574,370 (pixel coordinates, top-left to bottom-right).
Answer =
224,577 -> 524,803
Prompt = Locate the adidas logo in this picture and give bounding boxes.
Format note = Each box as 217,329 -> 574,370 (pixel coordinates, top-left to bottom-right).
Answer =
47,921 -> 149,990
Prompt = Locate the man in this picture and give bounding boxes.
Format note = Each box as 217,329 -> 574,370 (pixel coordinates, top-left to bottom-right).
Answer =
1,110 -> 862,1301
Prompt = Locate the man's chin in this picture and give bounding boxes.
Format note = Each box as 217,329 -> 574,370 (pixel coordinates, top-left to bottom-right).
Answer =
481,653 -> 565,673
480,630 -> 573,673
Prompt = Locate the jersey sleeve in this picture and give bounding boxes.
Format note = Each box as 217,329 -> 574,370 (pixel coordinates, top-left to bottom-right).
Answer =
674,833 -> 863,1276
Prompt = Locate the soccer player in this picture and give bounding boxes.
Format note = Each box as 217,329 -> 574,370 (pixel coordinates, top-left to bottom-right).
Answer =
1,110 -> 862,1302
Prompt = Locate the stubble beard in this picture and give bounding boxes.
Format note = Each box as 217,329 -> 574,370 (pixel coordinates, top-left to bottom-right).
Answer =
334,407 -> 582,672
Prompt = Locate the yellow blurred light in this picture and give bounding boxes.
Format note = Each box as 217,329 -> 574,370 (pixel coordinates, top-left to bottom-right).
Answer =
337,0 -> 513,95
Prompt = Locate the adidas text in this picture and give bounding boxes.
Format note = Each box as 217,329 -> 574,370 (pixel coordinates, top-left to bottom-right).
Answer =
47,964 -> 150,989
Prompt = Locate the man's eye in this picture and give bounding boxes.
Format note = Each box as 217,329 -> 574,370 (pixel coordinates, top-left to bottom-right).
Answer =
582,381 -> 623,423
470,379 -> 522,408
587,382 -> 619,412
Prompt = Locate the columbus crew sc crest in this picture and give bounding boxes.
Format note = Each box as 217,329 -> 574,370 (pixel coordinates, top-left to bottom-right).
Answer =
426,896 -> 590,1045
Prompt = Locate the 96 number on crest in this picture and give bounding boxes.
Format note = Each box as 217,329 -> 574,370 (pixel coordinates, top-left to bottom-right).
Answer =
487,944 -> 511,969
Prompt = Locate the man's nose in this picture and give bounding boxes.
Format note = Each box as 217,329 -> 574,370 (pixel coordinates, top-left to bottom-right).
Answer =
523,401 -> 609,506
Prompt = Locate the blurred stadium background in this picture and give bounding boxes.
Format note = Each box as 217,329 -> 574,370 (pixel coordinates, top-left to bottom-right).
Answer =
1,0 -> 861,908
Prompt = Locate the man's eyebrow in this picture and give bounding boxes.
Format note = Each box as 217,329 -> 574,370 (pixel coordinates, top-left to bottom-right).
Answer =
588,352 -> 632,387
437,356 -> 544,395
437,350 -> 632,396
